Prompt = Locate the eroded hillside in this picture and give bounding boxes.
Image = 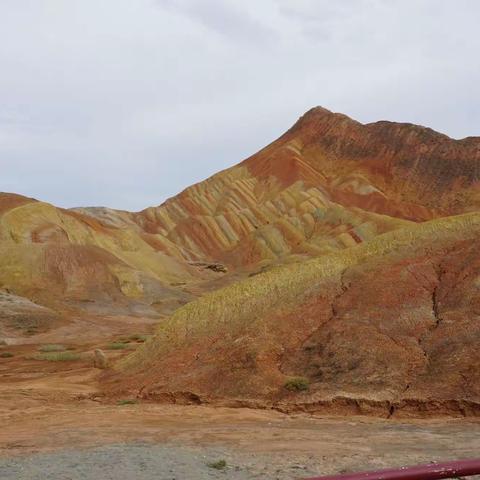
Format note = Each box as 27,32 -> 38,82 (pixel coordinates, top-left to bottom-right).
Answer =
112,213 -> 480,416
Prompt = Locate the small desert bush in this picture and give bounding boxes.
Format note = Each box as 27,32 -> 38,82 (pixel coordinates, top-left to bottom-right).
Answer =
106,342 -> 129,350
284,377 -> 309,392
207,459 -> 227,470
117,399 -> 137,405
33,352 -> 81,362
38,344 -> 66,352
0,352 -> 14,358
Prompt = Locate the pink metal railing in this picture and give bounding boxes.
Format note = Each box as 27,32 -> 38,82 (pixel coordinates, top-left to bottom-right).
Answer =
304,458 -> 480,480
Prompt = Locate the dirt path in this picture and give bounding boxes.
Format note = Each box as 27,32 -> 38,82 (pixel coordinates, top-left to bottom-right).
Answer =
0,403 -> 480,479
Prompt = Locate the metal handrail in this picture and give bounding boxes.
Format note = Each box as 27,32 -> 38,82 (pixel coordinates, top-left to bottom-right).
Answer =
304,459 -> 480,480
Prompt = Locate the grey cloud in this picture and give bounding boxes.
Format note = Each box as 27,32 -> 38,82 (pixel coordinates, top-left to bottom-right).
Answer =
1,0 -> 479,210
156,0 -> 277,44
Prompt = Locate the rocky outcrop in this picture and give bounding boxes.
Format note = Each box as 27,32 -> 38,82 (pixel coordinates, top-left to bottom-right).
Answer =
93,349 -> 108,369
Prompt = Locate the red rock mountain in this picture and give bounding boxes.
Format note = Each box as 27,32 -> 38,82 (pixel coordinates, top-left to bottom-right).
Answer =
1,107 -> 480,416
132,107 -> 480,267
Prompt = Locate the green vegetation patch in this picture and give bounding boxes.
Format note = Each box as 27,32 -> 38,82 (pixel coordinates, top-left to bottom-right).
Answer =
33,352 -> 81,362
0,352 -> 14,358
207,460 -> 227,470
38,344 -> 66,352
284,377 -> 309,392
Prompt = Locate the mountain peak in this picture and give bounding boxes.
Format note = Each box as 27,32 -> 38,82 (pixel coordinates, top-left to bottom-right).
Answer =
287,106 -> 357,136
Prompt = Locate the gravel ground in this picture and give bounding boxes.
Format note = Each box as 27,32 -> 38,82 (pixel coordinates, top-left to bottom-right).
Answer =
2,403 -> 480,480
0,442 -> 326,480
3,441 -> 480,480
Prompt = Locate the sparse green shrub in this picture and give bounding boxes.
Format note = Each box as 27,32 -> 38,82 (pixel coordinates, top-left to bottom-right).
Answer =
38,344 -> 66,352
0,352 -> 14,358
207,460 -> 227,470
117,399 -> 137,405
284,377 -> 309,392
106,342 -> 128,350
33,352 -> 81,362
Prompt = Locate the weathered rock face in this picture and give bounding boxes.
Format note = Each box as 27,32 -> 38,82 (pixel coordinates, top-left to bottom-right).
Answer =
280,108 -> 480,211
130,107 -> 480,268
114,214 -> 480,416
282,237 -> 480,409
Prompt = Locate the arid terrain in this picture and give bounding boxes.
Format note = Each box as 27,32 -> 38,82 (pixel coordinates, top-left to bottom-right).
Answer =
2,309 -> 480,478
1,107 -> 480,478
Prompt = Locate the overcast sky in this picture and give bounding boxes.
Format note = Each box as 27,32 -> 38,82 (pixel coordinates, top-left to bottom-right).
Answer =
1,0 -> 479,210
